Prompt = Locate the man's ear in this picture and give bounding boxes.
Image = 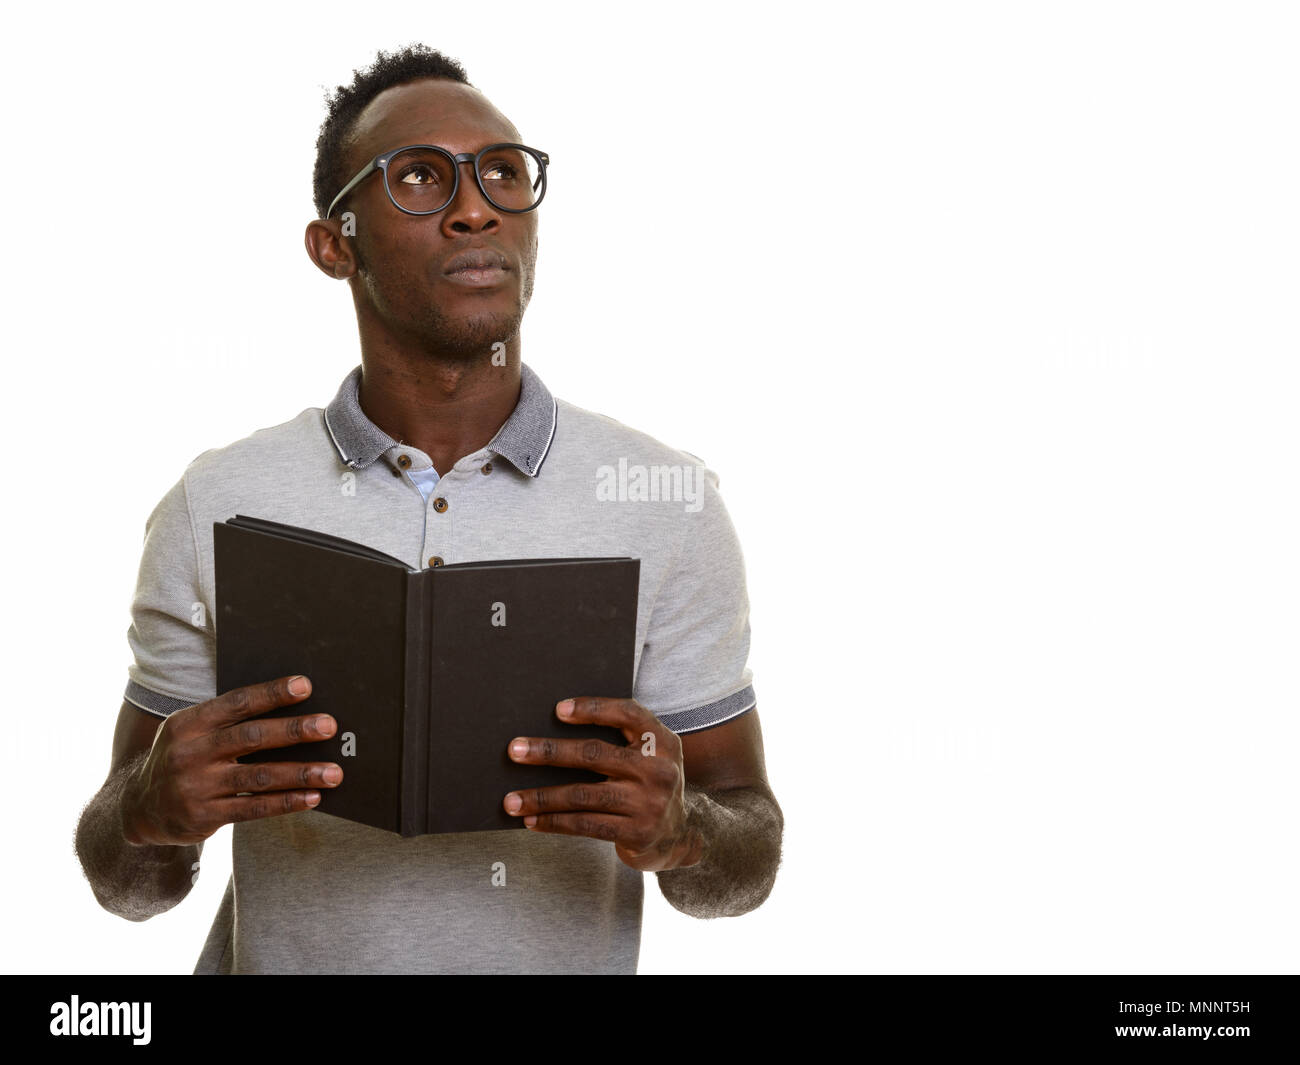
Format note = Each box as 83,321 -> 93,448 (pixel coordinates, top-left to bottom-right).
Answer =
304,217 -> 358,279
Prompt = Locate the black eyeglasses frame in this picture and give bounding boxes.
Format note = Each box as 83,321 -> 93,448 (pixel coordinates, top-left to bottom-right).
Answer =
324,142 -> 550,220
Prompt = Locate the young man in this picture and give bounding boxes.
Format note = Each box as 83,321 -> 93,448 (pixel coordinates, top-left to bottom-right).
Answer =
75,45 -> 782,974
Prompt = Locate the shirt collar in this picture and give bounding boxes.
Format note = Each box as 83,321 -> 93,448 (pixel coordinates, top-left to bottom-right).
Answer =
323,362 -> 558,477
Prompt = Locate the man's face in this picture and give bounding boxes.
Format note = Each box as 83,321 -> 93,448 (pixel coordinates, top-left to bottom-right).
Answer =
337,78 -> 539,360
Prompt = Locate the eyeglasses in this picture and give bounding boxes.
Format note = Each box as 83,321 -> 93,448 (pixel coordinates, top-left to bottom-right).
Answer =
325,142 -> 549,220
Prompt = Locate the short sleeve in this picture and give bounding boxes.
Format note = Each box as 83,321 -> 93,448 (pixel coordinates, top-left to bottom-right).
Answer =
122,472 -> 215,717
634,465 -> 757,734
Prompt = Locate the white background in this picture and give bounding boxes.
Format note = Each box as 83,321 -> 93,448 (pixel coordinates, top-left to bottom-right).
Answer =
2,1 -> 1297,975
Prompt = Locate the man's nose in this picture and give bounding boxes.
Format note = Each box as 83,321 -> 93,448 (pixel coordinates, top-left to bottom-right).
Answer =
442,157 -> 500,226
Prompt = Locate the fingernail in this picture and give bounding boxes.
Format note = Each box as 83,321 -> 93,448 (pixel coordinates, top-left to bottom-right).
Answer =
524,816 -> 537,827
315,716 -> 335,735
556,699 -> 575,717
323,766 -> 342,785
504,793 -> 522,813
510,740 -> 528,759
289,676 -> 309,695
306,792 -> 321,806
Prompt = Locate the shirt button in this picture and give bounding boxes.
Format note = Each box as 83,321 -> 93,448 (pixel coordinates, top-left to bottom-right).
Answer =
480,461 -> 493,475
397,454 -> 412,469
428,556 -> 444,567
433,497 -> 448,513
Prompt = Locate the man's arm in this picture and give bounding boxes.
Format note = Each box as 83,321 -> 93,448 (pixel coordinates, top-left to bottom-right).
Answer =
74,701 -> 200,922
503,698 -> 783,918
75,677 -> 343,922
655,707 -> 783,919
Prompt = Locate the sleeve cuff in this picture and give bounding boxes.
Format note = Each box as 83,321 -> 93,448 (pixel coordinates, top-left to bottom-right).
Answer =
124,679 -> 202,718
654,684 -> 757,734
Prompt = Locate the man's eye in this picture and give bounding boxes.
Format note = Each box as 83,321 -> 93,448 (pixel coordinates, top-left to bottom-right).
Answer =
483,163 -> 519,182
398,165 -> 440,186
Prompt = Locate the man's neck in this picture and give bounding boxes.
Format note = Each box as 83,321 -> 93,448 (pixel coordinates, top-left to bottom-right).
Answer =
356,347 -> 522,476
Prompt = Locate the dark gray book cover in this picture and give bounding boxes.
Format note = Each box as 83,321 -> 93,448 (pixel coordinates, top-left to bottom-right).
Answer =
214,515 -> 638,837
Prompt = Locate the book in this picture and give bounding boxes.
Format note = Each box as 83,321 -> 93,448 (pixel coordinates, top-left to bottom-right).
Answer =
213,514 -> 640,837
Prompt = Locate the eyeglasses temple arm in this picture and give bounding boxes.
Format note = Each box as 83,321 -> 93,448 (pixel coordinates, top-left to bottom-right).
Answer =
324,159 -> 380,220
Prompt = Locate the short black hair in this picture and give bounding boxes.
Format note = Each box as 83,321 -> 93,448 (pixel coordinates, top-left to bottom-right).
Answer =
312,44 -> 473,218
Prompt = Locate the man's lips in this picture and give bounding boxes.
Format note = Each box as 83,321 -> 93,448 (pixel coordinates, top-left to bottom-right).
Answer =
443,249 -> 508,274
442,249 -> 510,288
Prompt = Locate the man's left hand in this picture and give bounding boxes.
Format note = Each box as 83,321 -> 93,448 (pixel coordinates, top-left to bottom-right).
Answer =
503,697 -> 702,872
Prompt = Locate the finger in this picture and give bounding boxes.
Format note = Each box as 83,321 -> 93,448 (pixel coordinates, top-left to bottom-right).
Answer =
198,675 -> 315,731
503,780 -> 632,817
210,711 -> 337,757
522,811 -> 628,843
507,735 -> 636,776
613,841 -> 679,873
556,696 -> 676,754
559,697 -> 680,764
556,696 -> 663,743
210,789 -> 325,826
221,760 -> 343,795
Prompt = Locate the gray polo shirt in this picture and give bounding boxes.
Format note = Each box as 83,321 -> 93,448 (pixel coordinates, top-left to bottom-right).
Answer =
122,362 -> 757,974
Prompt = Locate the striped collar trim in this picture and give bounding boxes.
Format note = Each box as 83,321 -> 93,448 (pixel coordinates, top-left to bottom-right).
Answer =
323,362 -> 558,477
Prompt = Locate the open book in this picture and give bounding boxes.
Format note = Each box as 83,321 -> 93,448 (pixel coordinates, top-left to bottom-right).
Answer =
214,515 -> 639,837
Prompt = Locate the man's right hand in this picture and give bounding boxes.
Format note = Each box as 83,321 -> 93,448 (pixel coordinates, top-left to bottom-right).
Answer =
120,675 -> 342,846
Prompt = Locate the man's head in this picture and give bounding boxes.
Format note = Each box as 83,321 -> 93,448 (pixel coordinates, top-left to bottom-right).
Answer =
306,45 -> 540,362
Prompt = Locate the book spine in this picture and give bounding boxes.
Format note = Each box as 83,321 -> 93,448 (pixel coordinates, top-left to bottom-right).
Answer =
400,570 -> 432,837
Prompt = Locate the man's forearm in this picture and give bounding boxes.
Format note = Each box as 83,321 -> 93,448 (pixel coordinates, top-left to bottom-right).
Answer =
655,783 -> 783,918
75,752 -> 199,922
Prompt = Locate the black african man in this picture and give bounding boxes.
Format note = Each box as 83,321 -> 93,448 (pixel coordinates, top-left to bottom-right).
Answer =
75,45 -> 783,974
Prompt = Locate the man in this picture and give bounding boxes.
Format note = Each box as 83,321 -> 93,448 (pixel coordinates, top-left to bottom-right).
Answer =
75,44 -> 782,974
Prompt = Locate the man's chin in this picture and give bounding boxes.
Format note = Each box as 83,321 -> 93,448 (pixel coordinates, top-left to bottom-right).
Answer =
417,309 -> 522,361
